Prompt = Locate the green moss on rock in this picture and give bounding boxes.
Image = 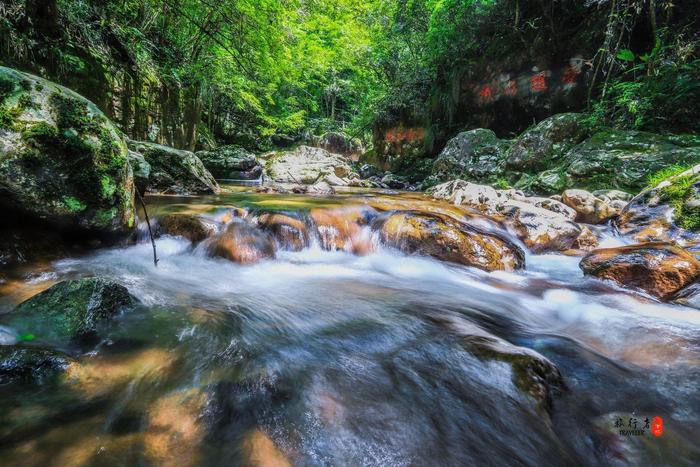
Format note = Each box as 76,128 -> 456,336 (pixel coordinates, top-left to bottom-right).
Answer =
0,66 -> 135,234
4,278 -> 138,343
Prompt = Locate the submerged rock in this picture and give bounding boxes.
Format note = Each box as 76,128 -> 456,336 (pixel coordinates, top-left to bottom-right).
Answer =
203,220 -> 276,264
0,345 -> 72,383
564,130 -> 700,192
456,324 -> 565,409
145,388 -> 210,467
266,145 -> 353,184
4,278 -> 137,342
128,140 -> 219,195
156,214 -> 218,244
579,242 -> 700,299
195,145 -> 262,180
432,128 -> 508,180
0,66 -> 135,235
241,429 -> 292,467
375,211 -> 525,271
561,189 -> 619,224
506,113 -> 590,172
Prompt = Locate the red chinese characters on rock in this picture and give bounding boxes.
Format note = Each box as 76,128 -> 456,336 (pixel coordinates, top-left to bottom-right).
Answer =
503,80 -> 518,97
478,85 -> 493,102
562,65 -> 580,86
385,127 -> 425,143
530,72 -> 547,92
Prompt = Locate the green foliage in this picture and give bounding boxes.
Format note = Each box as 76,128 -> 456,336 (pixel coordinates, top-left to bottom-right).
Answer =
647,164 -> 692,188
594,33 -> 700,133
49,93 -> 98,134
658,174 -> 700,231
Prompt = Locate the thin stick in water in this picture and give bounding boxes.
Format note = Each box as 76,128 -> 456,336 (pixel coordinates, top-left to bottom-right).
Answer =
135,189 -> 159,267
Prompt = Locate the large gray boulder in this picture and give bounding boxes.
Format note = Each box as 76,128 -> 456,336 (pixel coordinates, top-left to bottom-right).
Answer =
195,145 -> 262,180
564,130 -> 700,192
266,145 -> 354,184
506,113 -> 590,172
432,128 -> 508,181
0,66 -> 135,234
128,140 -> 219,195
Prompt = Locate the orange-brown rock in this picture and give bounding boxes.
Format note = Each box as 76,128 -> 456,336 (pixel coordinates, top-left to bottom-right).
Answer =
561,189 -> 618,224
570,226 -> 599,252
157,214 -> 218,243
257,213 -> 309,251
203,220 -> 276,264
145,388 -> 209,467
241,429 -> 291,467
310,206 -> 378,254
375,211 -> 525,271
579,242 -> 700,299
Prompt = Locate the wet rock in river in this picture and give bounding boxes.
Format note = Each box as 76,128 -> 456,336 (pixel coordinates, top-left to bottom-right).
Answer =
63,348 -> 178,399
4,278 -> 138,342
310,206 -> 378,254
145,388 -> 210,467
156,214 -> 218,244
0,345 -> 72,383
241,429 -> 292,467
561,189 -> 619,224
499,200 -> 582,253
257,212 -> 310,251
579,242 -> 700,299
375,211 -> 525,271
203,220 -> 276,264
429,179 -> 509,215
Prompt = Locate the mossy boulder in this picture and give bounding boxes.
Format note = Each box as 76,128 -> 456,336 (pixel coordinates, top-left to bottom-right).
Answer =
617,164 -> 700,242
0,66 -> 135,234
128,140 -> 219,195
3,278 -> 138,343
195,145 -> 262,180
564,130 -> 700,192
506,113 -> 590,172
127,149 -> 151,195
432,128 -> 508,181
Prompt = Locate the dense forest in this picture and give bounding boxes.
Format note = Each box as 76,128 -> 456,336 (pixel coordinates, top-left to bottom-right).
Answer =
3,0 -> 698,154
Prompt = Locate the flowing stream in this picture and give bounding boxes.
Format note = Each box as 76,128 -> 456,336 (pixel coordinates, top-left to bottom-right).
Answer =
1,185 -> 699,466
